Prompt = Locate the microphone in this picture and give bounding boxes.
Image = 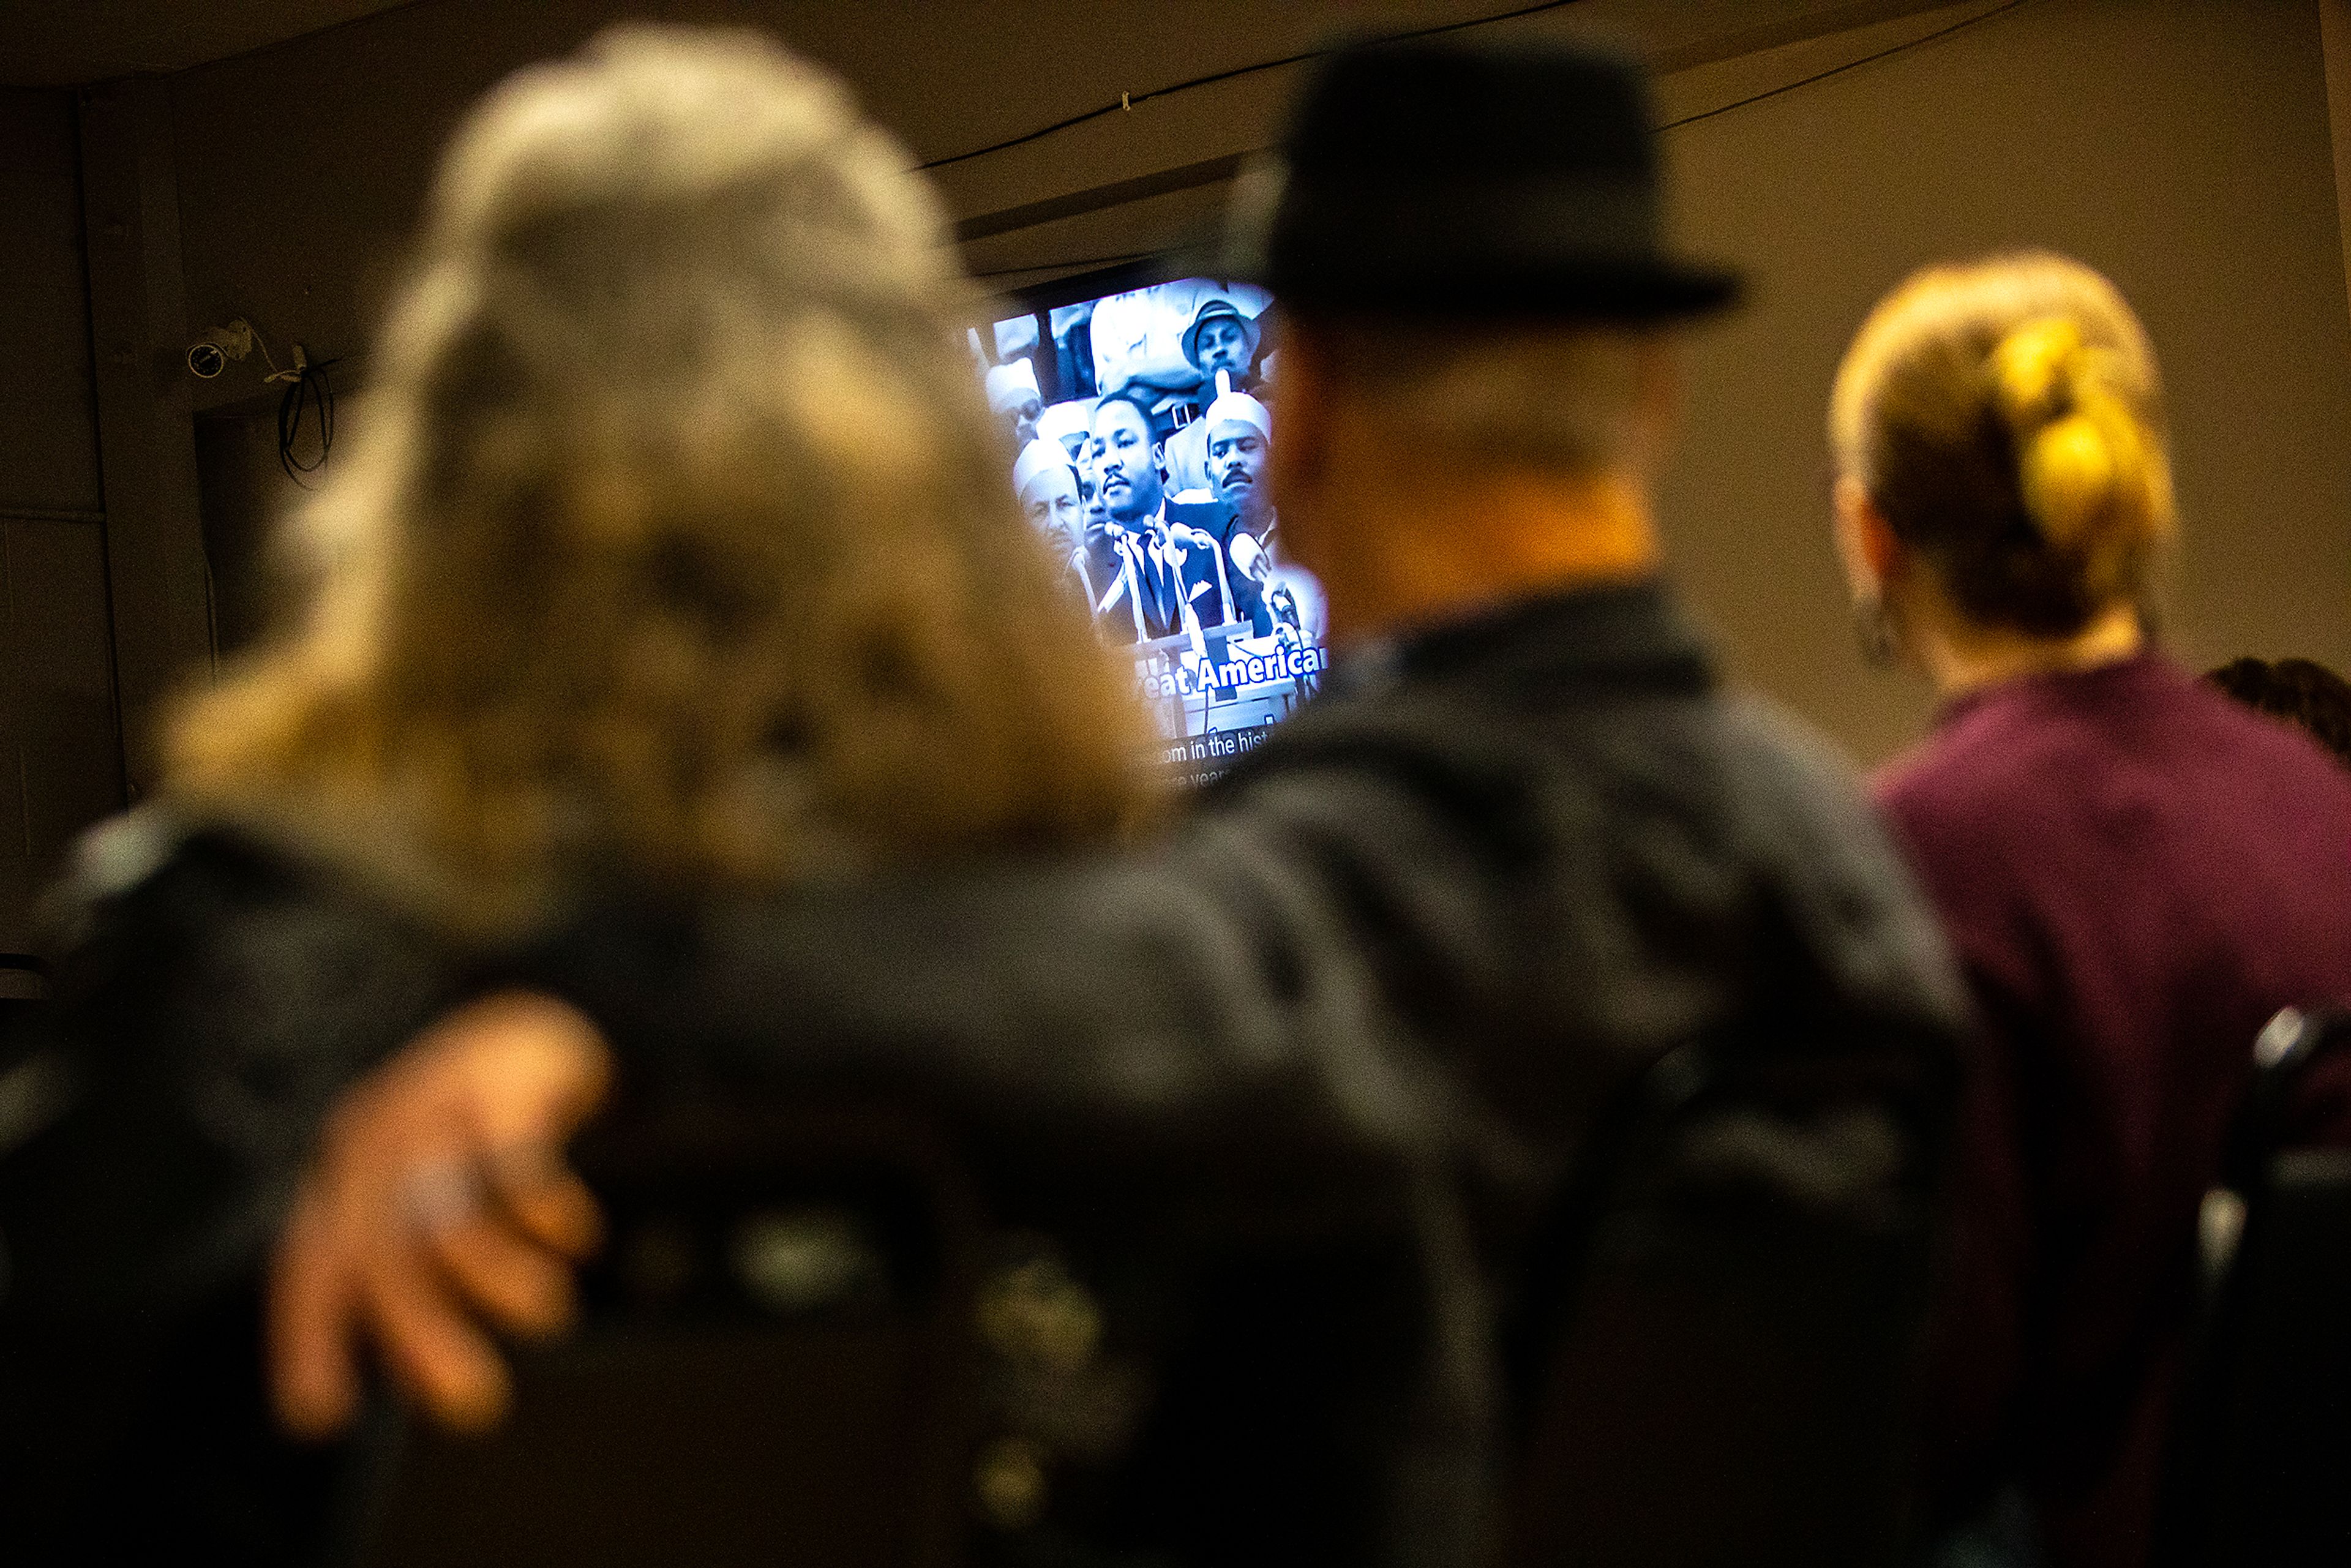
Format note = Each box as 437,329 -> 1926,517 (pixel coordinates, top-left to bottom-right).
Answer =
1228,532 -> 1272,583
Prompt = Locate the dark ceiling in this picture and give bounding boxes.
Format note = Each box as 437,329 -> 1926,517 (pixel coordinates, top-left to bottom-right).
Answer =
0,0 -> 1963,91
0,0 -> 418,86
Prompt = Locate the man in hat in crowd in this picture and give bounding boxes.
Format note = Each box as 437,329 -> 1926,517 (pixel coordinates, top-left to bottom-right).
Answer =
1089,281 -> 1260,399
985,357 -> 1044,449
1184,296 -> 1262,394
268,37 -> 1967,1566
1162,296 -> 1267,495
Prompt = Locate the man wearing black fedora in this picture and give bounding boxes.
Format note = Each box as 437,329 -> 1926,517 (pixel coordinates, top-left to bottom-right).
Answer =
269,34 -> 1968,1567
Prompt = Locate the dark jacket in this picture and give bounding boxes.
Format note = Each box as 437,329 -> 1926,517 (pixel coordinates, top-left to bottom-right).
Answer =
1086,498 -> 1245,643
0,817 -> 467,1564
540,580 -> 1972,1566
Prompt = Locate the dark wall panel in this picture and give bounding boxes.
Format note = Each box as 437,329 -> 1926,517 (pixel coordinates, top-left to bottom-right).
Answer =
0,87 -> 103,514
0,516 -> 122,947
6,517 -> 124,859
0,88 -> 123,942
194,406 -> 304,656
169,0 -> 624,415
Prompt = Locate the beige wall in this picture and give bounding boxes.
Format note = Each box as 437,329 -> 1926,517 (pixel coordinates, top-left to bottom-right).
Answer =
2,0 -> 2346,901
151,0 -> 2351,770
159,1 -> 1927,405
1659,0 -> 2351,762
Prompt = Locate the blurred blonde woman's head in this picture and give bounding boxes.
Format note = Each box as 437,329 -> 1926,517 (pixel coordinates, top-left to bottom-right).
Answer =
166,26 -> 1154,933
1829,251 -> 2175,638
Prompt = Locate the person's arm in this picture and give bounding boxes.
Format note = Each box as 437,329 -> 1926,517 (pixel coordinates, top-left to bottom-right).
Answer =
1100,356 -> 1207,401
270,992 -> 609,1436
268,751 -> 1514,1435
270,697 -> 1978,1441
549,825 -> 1426,1164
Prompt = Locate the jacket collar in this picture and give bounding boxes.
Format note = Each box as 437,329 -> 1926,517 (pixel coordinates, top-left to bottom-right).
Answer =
1324,576 -> 1714,703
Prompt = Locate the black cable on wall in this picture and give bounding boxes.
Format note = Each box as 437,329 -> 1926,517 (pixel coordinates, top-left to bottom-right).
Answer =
918,0 -> 1595,172
966,0 -> 2035,282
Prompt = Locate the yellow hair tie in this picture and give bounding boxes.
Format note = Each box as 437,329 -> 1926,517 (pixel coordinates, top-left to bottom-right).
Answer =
1990,317 -> 2083,427
2020,410 -> 2115,547
1992,318 -> 2159,547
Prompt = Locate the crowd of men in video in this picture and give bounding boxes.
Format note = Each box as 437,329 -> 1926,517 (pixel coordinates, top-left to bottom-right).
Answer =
981,280 -> 1323,652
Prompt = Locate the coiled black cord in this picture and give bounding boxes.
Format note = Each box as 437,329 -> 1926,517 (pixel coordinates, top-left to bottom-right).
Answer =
278,356 -> 339,486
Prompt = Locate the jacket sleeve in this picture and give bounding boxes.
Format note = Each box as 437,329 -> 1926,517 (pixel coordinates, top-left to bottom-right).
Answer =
537,697 -> 1971,1202
538,749 -> 1549,1198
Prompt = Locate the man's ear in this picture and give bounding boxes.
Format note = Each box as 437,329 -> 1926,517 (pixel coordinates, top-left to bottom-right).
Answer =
1832,475 -> 1902,598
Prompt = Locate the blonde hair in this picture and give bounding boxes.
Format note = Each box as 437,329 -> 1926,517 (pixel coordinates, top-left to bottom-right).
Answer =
1829,251 -> 2175,635
163,27 -> 1155,934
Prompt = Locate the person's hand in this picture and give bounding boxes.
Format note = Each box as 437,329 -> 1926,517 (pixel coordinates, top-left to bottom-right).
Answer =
269,991 -> 615,1438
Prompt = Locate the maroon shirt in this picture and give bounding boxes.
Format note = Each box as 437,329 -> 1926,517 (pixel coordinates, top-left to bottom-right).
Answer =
1874,653 -> 2351,1568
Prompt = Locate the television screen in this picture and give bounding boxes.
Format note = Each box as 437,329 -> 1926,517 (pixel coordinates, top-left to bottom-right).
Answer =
976,271 -> 1327,786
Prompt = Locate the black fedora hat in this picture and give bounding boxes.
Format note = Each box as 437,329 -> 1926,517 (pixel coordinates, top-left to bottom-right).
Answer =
1210,36 -> 1738,320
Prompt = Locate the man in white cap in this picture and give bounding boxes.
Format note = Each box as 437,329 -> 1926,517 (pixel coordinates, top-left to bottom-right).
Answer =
1198,388 -> 1281,634
1011,437 -> 1084,564
1203,389 -> 1275,547
984,357 -> 1043,448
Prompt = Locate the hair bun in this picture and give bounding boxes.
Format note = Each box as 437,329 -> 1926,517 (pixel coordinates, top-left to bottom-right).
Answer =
2020,410 -> 2116,547
1990,317 -> 2082,428
1989,315 -> 2156,549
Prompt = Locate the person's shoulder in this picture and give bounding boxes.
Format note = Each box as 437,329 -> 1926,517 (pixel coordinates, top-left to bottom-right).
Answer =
1221,673 -> 1831,844
1892,656 -> 2351,811
1166,497 -> 1237,538
43,803 -> 450,1000
1197,669 -> 1554,844
61,808 -> 195,908
1714,692 -> 1919,871
1868,680 -> 2085,842
39,802 -> 463,1132
2175,667 -> 2351,797
1870,734 -> 1968,835
46,808 -> 280,948
1710,694 -> 1971,1028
